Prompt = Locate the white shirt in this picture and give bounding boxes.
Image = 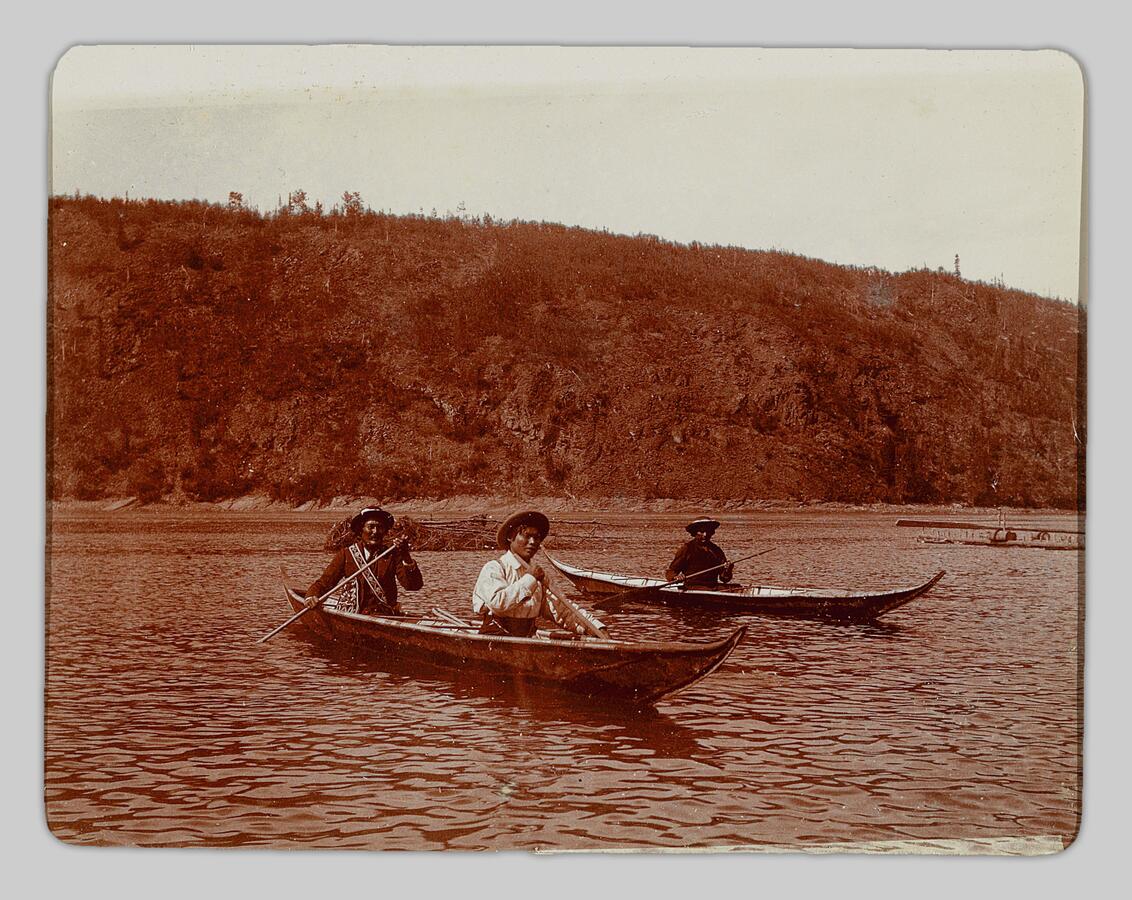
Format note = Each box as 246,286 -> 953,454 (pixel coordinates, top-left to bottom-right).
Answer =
471,550 -> 547,618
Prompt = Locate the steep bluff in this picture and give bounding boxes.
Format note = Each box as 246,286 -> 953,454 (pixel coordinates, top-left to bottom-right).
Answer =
48,196 -> 1084,508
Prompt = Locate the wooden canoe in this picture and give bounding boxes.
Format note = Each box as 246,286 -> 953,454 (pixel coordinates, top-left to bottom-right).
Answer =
282,587 -> 745,705
545,556 -> 945,622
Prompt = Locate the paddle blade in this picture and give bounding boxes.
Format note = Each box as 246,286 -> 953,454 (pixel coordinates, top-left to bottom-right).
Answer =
257,603 -> 312,643
546,591 -> 609,638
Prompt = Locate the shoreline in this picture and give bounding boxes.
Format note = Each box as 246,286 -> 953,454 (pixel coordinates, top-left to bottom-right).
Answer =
47,494 -> 1082,519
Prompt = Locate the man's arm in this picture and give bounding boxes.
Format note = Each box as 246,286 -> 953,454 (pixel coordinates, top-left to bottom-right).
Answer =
393,540 -> 423,591
306,549 -> 348,606
711,543 -> 734,582
665,543 -> 692,582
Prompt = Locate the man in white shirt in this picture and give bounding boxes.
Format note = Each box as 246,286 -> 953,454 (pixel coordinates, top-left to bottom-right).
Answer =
471,510 -> 559,636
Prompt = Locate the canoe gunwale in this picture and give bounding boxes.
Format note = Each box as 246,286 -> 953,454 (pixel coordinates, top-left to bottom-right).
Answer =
283,587 -> 740,654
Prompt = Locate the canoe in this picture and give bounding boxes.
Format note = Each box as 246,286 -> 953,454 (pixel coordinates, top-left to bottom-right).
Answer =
545,556 -> 945,622
282,587 -> 746,705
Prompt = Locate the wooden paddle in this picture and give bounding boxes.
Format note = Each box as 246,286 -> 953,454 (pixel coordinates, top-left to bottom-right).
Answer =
593,547 -> 776,612
430,607 -> 477,629
257,544 -> 398,644
515,550 -> 610,639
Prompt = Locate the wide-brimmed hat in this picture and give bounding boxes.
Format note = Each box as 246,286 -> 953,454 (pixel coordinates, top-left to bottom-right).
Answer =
496,510 -> 551,550
350,506 -> 395,534
685,517 -> 721,535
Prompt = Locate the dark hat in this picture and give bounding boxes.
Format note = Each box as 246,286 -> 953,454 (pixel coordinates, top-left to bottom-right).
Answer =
686,517 -> 721,535
496,510 -> 551,550
350,506 -> 394,534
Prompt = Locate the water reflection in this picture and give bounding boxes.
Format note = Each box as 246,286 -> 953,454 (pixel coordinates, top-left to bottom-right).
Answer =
311,642 -> 709,761
605,602 -> 910,643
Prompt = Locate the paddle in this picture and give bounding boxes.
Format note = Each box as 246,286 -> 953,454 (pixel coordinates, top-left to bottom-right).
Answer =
430,607 -> 477,629
516,549 -> 610,639
257,544 -> 398,644
593,547 -> 776,612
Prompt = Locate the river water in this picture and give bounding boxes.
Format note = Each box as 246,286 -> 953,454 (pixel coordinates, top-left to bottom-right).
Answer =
44,508 -> 1081,852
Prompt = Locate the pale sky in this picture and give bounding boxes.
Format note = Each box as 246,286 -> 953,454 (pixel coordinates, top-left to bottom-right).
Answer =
50,45 -> 1084,301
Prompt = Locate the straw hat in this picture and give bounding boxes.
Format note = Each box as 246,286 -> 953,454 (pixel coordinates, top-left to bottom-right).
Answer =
496,510 -> 551,550
350,506 -> 395,534
685,517 -> 721,535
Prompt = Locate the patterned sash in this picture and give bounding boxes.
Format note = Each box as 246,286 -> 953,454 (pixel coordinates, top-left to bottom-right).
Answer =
348,544 -> 390,608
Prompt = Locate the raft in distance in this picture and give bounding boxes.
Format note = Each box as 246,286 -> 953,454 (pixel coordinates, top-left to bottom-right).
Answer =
896,519 -> 1083,550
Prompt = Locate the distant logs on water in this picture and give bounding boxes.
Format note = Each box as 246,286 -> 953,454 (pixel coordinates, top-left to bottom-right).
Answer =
322,516 -> 600,553
389,517 -> 496,552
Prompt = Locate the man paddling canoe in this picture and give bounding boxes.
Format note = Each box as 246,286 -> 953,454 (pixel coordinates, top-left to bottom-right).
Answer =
665,517 -> 734,588
472,510 -> 598,637
305,507 -> 422,615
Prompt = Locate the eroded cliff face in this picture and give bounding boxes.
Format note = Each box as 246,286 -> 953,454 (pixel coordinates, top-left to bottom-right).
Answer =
48,197 -> 1083,508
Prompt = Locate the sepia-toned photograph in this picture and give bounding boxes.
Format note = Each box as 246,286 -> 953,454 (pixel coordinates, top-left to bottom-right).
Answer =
45,44 -> 1084,855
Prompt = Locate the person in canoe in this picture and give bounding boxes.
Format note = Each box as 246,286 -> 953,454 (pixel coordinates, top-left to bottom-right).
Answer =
305,507 -> 422,615
472,510 -> 590,637
665,517 -> 734,588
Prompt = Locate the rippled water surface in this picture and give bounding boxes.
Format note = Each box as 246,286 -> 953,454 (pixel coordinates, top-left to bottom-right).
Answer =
45,509 -> 1081,851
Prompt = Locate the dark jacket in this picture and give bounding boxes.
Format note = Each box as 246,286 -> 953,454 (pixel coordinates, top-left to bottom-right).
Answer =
665,539 -> 732,586
307,541 -> 423,615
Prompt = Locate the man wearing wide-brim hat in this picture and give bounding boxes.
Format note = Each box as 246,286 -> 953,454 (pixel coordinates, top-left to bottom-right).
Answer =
471,510 -> 577,637
665,517 -> 734,587
305,506 -> 422,615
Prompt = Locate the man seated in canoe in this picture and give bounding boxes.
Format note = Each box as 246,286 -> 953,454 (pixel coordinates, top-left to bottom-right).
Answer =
665,517 -> 735,588
472,510 -> 590,637
305,507 -> 422,615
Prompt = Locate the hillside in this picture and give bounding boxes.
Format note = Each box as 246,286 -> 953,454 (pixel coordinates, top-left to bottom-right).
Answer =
47,195 -> 1084,509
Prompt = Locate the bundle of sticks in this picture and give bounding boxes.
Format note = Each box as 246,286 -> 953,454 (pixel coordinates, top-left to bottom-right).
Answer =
322,515 -> 601,553
322,516 -> 496,553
